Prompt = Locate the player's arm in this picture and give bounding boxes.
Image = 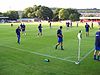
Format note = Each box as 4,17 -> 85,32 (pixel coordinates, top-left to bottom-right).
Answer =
57,34 -> 63,37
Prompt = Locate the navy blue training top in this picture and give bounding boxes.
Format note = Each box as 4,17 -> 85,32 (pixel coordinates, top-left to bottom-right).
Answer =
85,24 -> 90,30
16,28 -> 21,35
57,29 -> 62,38
95,31 -> 100,47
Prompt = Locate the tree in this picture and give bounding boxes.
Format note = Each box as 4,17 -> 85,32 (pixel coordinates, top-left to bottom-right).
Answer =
69,13 -> 80,21
35,9 -> 43,19
58,8 -> 81,21
22,5 -> 41,18
22,5 -> 80,21
4,11 -> 19,20
35,6 -> 53,20
53,8 -> 61,21
33,5 -> 41,11
59,9 -> 69,20
23,7 -> 34,18
69,13 -> 76,21
0,12 -> 3,16
66,8 -> 80,21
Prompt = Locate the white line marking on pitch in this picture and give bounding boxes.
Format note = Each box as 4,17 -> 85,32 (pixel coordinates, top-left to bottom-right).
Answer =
80,48 -> 94,62
1,45 -> 76,63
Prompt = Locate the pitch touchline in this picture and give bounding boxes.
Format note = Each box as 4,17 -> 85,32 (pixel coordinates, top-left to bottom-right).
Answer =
1,45 -> 76,63
80,48 -> 94,62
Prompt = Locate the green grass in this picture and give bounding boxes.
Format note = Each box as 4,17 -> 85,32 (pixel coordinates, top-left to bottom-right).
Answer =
0,22 -> 100,75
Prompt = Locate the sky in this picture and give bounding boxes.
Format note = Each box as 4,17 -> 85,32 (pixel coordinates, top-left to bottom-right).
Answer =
0,0 -> 100,12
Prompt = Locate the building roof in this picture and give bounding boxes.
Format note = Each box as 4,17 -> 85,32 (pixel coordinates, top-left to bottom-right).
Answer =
0,17 -> 9,19
80,17 -> 100,19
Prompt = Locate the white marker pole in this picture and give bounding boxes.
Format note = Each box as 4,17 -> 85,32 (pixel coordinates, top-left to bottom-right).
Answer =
78,38 -> 81,62
75,31 -> 82,64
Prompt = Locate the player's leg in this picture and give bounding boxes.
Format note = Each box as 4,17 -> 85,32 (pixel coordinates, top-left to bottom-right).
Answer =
41,30 -> 42,36
60,42 -> 64,50
55,43 -> 60,49
94,50 -> 97,60
60,38 -> 64,50
38,32 -> 39,35
86,32 -> 87,37
97,51 -> 100,61
55,38 -> 61,49
86,32 -> 88,37
24,29 -> 26,35
17,35 -> 20,44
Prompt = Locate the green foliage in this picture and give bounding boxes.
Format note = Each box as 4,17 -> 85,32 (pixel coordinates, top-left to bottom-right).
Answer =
69,13 -> 80,21
58,8 -> 80,21
23,5 -> 53,20
3,11 -> 19,20
53,8 -> 61,21
0,12 -> 3,16
1,5 -> 80,21
35,9 -> 43,19
59,9 -> 69,20
23,7 -> 34,18
38,6 -> 53,20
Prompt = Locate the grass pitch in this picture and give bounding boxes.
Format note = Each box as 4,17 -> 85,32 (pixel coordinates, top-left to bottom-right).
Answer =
0,22 -> 100,75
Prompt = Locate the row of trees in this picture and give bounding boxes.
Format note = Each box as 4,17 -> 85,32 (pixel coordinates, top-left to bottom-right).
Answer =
0,5 -> 81,21
23,5 -> 53,20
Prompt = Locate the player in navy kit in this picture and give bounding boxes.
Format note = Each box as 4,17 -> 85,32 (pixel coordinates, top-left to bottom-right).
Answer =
66,22 -> 70,30
94,28 -> 100,61
16,26 -> 21,44
38,24 -> 42,36
55,26 -> 64,50
85,23 -> 90,37
22,23 -> 26,35
49,22 -> 52,29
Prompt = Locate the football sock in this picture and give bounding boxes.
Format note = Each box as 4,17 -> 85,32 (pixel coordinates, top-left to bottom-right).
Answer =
97,56 -> 100,61
55,45 -> 58,49
94,55 -> 96,60
61,46 -> 64,50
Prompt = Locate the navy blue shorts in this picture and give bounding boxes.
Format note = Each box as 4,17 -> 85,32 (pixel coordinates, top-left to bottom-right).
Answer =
22,28 -> 25,32
86,29 -> 89,32
39,29 -> 42,32
58,38 -> 63,43
95,46 -> 100,51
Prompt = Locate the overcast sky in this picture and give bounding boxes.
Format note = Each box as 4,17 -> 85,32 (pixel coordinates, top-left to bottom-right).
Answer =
0,0 -> 99,12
